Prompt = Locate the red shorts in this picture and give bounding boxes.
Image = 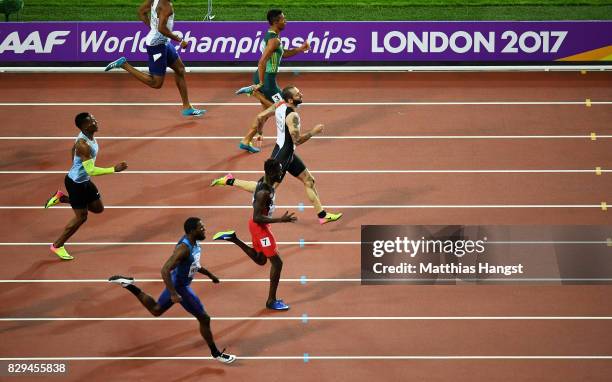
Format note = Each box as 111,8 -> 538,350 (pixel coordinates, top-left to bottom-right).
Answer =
248,218 -> 278,257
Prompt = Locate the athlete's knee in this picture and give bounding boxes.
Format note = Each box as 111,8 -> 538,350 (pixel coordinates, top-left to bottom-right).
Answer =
197,314 -> 211,325
270,255 -> 283,269
255,253 -> 267,266
304,175 -> 315,189
151,306 -> 165,317
151,77 -> 164,89
174,65 -> 186,77
74,211 -> 88,224
89,204 -> 104,214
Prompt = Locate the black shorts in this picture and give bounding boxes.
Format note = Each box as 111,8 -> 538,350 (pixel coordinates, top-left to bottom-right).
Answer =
64,175 -> 100,209
271,145 -> 306,182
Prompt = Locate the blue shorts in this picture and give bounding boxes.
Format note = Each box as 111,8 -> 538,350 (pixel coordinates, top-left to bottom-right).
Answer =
146,42 -> 179,77
157,284 -> 206,317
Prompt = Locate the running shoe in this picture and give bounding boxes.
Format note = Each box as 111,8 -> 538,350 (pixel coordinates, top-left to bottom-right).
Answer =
104,57 -> 126,72
44,190 -> 64,209
266,299 -> 290,311
212,230 -> 236,241
215,349 -> 237,364
50,244 -> 74,260
108,275 -> 135,287
209,173 -> 234,187
182,107 -> 206,117
319,212 -> 343,225
238,142 -> 260,153
235,85 -> 254,96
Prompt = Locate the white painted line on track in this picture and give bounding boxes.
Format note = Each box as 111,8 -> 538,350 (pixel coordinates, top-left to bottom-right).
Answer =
0,356 -> 610,361
0,101 -> 611,106
1,135 -> 611,140
0,169 -> 609,175
1,316 -> 610,322
0,204 -> 604,210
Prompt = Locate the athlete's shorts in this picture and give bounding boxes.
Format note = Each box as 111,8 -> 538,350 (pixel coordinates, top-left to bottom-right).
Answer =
64,175 -> 100,210
146,42 -> 179,76
271,145 -> 307,182
253,70 -> 282,103
157,284 -> 206,317
249,218 -> 278,257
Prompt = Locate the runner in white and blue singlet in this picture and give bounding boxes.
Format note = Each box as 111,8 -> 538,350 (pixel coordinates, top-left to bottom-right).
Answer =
104,0 -> 204,117
109,217 -> 236,364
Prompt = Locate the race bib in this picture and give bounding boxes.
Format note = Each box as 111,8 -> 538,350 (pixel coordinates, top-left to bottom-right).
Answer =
272,93 -> 282,102
260,237 -> 271,247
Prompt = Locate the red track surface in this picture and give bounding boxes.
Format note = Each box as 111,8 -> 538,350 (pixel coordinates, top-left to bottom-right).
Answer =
0,72 -> 611,381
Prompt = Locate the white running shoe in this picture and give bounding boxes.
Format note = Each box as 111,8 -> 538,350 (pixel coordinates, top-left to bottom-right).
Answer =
108,275 -> 135,287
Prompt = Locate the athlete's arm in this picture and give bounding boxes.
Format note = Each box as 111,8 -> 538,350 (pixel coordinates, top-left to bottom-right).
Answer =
286,112 -> 324,145
256,39 -> 280,86
253,103 -> 279,136
282,40 -> 310,58
253,190 -> 296,224
198,267 -> 220,283
138,0 -> 153,27
75,140 -> 128,176
157,0 -> 184,45
161,243 -> 189,302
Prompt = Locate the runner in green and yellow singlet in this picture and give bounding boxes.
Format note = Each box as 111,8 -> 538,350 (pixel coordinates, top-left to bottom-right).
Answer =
236,9 -> 310,153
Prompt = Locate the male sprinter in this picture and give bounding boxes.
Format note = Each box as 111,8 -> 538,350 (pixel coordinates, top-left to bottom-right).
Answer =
104,0 -> 204,117
213,159 -> 296,311
212,86 -> 342,225
109,218 -> 236,364
44,113 -> 127,260
236,9 -> 309,153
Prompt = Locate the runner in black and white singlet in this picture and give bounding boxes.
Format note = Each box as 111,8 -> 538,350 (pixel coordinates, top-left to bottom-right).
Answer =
210,86 -> 343,225
104,0 -> 204,117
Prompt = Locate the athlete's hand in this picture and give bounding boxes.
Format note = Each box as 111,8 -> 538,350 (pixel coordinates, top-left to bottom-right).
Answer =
210,275 -> 220,283
280,211 -> 297,223
179,40 -> 189,49
171,293 -> 182,303
114,162 -> 128,172
312,124 -> 324,136
300,41 -> 310,52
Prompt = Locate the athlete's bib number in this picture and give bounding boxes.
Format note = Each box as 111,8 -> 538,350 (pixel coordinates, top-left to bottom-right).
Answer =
260,237 -> 271,247
272,93 -> 282,103
188,263 -> 199,278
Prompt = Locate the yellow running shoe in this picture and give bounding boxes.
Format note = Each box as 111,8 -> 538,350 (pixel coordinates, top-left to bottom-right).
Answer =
44,190 -> 65,209
319,212 -> 343,225
50,244 -> 74,260
210,173 -> 234,187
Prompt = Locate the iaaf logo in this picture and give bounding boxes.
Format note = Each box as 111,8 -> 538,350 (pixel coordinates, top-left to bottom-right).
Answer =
0,31 -> 71,54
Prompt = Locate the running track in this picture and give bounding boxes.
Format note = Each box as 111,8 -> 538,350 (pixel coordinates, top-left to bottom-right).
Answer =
0,71 -> 611,381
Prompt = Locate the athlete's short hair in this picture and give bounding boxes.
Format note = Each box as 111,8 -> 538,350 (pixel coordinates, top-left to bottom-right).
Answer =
281,86 -> 297,102
74,112 -> 90,129
264,158 -> 281,175
267,9 -> 283,25
184,217 -> 201,234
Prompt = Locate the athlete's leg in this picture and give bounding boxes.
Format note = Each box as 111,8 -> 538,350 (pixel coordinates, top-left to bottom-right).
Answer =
226,234 -> 267,266
210,174 -> 257,192
241,100 -> 273,146
109,277 -> 172,317
120,61 -> 165,89
53,208 -> 88,248
168,57 -> 191,109
267,254 -> 283,305
297,168 -> 323,214
87,199 -> 104,214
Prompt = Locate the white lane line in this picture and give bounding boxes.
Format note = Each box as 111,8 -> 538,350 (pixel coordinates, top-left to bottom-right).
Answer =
0,277 -> 611,282
0,204 -> 604,210
0,169 -> 609,175
1,316 -> 611,322
1,135 -> 611,140
0,241 -> 607,246
0,356 -> 610,361
0,101 -> 611,106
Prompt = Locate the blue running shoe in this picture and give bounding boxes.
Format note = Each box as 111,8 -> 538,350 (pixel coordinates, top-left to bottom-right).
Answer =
266,299 -> 290,311
213,230 -> 236,241
105,57 -> 126,72
235,85 -> 254,96
238,142 -> 260,154
182,107 -> 206,117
